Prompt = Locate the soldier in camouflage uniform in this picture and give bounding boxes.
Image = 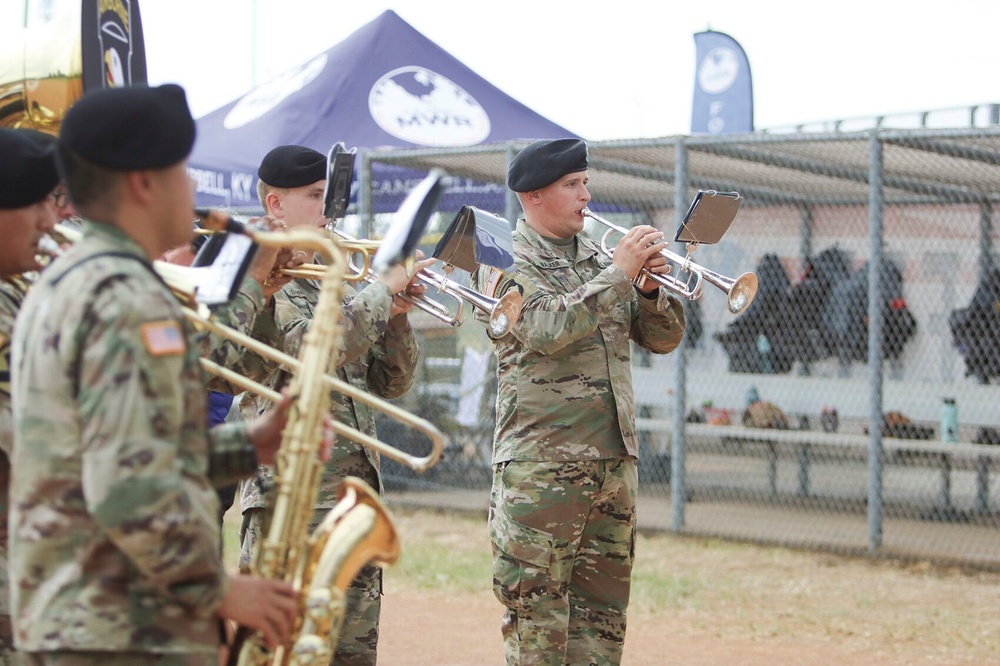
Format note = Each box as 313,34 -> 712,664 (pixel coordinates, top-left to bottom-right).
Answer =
238,145 -> 434,666
0,128 -> 62,666
161,216 -> 303,522
8,85 -> 302,666
471,139 -> 686,665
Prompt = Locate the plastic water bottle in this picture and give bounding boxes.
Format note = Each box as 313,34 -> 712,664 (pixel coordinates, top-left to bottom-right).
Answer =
940,398 -> 958,443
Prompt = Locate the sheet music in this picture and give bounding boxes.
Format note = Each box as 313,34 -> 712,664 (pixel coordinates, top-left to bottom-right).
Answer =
193,233 -> 256,305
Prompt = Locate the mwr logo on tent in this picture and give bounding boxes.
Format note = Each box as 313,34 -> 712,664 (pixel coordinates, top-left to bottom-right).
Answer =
222,56 -> 490,147
369,66 -> 490,147
188,10 -> 575,209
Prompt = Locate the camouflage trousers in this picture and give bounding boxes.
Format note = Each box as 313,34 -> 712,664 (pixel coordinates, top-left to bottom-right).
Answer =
0,614 -> 22,666
489,458 -> 638,666
239,507 -> 382,666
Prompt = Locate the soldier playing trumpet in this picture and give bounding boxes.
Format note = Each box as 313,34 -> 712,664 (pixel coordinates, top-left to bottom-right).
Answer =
472,138 -> 686,665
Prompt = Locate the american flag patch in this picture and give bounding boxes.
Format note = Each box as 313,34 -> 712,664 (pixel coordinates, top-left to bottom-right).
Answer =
139,320 -> 186,356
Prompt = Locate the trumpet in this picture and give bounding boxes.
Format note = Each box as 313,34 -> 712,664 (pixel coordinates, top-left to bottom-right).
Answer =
192,209 -> 375,283
327,227 -> 523,339
582,208 -> 758,315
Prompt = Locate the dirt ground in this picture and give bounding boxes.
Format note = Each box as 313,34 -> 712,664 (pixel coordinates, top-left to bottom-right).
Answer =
377,508 -> 1000,666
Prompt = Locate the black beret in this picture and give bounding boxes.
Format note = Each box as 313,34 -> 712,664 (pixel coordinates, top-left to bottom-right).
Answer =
0,128 -> 60,209
59,83 -> 195,170
258,145 -> 326,188
507,138 -> 588,192
18,128 -> 58,148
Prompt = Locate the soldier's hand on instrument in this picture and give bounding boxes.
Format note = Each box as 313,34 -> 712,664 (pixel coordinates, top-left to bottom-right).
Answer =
611,225 -> 665,283
318,415 -> 335,462
247,216 -> 286,294
216,575 -> 297,650
246,388 -> 292,466
643,252 -> 671,275
389,255 -> 438,317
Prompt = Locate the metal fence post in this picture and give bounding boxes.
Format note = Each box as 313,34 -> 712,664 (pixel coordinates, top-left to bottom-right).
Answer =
357,148 -> 372,239
671,138 -> 689,532
867,130 -> 886,552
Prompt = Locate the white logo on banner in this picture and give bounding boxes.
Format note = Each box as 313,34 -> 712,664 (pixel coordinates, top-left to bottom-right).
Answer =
224,55 -> 328,129
369,66 -> 491,146
698,47 -> 740,95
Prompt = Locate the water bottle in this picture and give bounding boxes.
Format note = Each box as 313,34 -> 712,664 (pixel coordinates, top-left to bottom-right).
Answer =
940,398 -> 958,443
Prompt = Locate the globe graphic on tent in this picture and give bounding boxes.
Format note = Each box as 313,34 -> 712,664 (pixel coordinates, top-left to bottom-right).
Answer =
368,66 -> 491,147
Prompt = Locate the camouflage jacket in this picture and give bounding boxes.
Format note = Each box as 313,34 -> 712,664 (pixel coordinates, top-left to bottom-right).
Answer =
472,219 -> 685,464
9,222 -> 253,654
0,277 -> 29,459
0,276 -> 30,618
240,275 -> 419,510
199,274 -> 284,394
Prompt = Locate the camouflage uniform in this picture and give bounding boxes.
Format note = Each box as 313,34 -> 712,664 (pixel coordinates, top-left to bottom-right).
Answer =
472,219 -> 685,665
239,274 -> 419,666
0,276 -> 30,666
199,275 -> 284,395
198,273 -> 283,520
9,222 -> 260,664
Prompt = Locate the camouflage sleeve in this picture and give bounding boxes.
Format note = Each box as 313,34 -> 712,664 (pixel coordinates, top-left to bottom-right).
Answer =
201,276 -> 281,391
0,333 -> 11,459
273,281 -> 394,372
630,288 -> 686,354
0,281 -> 24,459
365,313 -> 419,399
77,278 -> 227,612
503,262 -> 637,355
206,421 -> 258,488
0,309 -> 13,459
337,282 -> 394,366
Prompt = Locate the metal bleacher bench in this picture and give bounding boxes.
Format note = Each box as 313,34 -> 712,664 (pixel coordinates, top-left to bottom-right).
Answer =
632,369 -> 1000,513
636,419 -> 1000,512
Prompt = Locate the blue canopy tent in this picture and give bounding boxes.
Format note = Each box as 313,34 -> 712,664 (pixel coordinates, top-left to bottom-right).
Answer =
188,10 -> 577,213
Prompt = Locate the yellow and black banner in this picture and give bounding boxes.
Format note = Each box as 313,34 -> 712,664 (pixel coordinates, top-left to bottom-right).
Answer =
81,0 -> 148,91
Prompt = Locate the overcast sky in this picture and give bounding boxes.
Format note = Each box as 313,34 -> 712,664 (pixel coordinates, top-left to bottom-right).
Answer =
7,0 -> 999,140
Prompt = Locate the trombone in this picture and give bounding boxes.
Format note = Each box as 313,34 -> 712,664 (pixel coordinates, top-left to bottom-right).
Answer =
50,218 -> 446,472
582,208 -> 758,315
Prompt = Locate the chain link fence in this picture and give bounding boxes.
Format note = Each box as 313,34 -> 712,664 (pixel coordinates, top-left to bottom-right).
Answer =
352,129 -> 1000,570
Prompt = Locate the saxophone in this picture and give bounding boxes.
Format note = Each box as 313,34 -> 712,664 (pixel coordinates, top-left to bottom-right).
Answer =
227,229 -> 400,666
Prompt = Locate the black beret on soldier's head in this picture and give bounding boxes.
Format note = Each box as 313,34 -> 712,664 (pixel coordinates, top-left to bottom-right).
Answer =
18,128 -> 58,149
257,145 -> 326,188
507,138 -> 589,193
0,128 -> 59,209
59,83 -> 195,170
